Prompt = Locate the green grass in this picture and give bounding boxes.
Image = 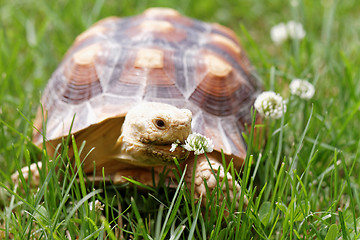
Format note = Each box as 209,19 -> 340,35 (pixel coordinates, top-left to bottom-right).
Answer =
1,0 -> 360,239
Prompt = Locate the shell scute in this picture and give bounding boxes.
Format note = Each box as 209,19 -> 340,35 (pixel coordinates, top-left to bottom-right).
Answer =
59,43 -> 104,104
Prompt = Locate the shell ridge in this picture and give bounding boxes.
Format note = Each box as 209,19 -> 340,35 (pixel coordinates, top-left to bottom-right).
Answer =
216,116 -> 232,154
98,43 -> 123,93
141,70 -> 152,100
181,49 -> 197,99
220,116 -> 246,156
85,101 -> 98,126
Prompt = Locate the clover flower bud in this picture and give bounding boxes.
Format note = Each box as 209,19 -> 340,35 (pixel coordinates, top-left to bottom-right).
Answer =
286,21 -> 306,40
254,91 -> 286,119
89,200 -> 104,212
270,21 -> 306,44
289,79 -> 315,100
270,23 -> 289,45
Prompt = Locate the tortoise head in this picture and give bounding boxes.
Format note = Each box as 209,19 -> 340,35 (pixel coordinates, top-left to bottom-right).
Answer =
116,102 -> 192,165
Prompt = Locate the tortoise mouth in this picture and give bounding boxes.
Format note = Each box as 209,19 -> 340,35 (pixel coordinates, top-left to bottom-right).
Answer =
146,143 -> 189,164
118,138 -> 189,166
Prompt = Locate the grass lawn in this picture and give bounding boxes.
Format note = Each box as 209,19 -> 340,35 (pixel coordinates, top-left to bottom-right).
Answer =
1,0 -> 360,239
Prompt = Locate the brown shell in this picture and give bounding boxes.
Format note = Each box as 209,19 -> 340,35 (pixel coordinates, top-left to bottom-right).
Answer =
33,8 -> 261,162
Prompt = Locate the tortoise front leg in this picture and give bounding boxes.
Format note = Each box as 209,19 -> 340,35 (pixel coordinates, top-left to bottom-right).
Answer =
184,154 -> 248,208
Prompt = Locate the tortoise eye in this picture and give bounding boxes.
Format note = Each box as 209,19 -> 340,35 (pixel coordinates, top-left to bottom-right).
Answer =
153,118 -> 166,129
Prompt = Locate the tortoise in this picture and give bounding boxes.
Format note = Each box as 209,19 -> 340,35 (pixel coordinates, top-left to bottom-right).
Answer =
13,7 -> 261,206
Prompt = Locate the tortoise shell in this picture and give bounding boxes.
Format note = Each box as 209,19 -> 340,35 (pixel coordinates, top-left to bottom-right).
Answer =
33,7 -> 261,165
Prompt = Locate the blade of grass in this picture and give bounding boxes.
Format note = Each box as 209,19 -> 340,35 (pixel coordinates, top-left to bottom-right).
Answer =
159,166 -> 187,240
71,135 -> 88,209
130,197 -> 152,240
64,190 -> 102,225
122,177 -> 156,192
187,197 -> 201,240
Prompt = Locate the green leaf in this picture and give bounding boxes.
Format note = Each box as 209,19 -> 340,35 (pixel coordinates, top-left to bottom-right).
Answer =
34,205 -> 48,226
258,201 -> 271,225
294,201 -> 310,222
325,224 -> 338,240
275,201 -> 287,214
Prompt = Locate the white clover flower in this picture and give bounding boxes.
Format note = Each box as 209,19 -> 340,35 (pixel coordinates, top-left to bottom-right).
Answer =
254,91 -> 286,119
270,21 -> 306,44
270,23 -> 289,45
286,21 -> 306,40
89,200 -> 104,212
289,79 -> 315,100
181,133 -> 214,155
170,139 -> 180,152
290,0 -> 299,7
